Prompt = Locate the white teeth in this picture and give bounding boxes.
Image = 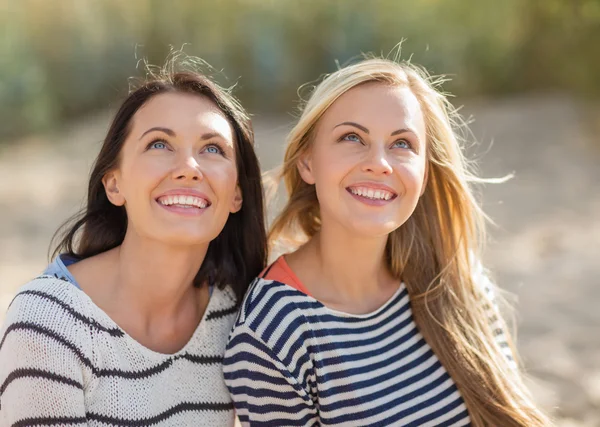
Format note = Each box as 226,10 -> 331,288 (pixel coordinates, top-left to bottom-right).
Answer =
349,187 -> 394,201
158,195 -> 209,208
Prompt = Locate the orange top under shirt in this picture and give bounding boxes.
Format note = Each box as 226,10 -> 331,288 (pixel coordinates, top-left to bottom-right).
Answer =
260,256 -> 312,297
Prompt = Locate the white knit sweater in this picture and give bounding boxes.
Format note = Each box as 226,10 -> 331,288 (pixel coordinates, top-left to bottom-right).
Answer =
0,275 -> 239,427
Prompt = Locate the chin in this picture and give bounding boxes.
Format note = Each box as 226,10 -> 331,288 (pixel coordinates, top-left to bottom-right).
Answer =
344,219 -> 401,239
155,230 -> 218,247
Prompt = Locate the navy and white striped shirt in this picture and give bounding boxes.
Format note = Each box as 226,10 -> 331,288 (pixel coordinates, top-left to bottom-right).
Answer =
224,256 -> 512,426
224,257 -> 518,426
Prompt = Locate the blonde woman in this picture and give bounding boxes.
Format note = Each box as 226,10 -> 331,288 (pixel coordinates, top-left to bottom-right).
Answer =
223,57 -> 550,426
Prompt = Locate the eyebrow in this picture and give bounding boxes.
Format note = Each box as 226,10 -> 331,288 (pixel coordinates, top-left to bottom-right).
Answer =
199,132 -> 227,141
391,128 -> 417,138
139,127 -> 228,142
140,127 -> 175,139
334,121 -> 369,134
334,122 -> 419,140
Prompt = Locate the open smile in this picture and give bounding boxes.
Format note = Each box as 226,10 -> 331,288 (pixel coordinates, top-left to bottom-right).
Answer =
155,192 -> 212,216
346,184 -> 398,206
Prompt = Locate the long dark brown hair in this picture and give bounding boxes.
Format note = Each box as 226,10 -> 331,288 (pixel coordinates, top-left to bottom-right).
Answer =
52,60 -> 267,301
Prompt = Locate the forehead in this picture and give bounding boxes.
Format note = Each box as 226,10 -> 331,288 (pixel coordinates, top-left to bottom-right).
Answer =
131,92 -> 234,140
320,83 -> 425,133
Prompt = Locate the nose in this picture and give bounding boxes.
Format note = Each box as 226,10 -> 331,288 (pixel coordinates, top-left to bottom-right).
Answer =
362,145 -> 393,175
172,154 -> 203,181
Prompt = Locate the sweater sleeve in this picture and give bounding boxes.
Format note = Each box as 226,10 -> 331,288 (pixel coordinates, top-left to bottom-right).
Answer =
223,324 -> 319,427
0,289 -> 88,426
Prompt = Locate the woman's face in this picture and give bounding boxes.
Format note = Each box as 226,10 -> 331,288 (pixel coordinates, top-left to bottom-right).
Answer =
298,83 -> 428,238
103,92 -> 242,247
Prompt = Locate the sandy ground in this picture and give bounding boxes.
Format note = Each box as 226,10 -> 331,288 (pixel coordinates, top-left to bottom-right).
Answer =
0,94 -> 598,425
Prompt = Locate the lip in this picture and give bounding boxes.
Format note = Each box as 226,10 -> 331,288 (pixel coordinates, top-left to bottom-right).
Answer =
155,188 -> 212,216
345,182 -> 398,206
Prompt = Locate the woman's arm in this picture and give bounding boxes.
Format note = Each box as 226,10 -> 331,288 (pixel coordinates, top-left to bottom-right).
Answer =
0,289 -> 88,426
223,324 -> 319,427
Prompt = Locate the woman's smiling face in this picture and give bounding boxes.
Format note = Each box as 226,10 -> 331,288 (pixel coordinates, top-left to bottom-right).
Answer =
103,92 -> 242,247
298,83 -> 428,238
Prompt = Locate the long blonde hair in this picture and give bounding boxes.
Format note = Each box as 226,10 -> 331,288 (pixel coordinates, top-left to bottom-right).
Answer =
269,57 -> 550,426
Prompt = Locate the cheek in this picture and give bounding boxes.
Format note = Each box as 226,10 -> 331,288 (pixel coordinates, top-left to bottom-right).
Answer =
121,157 -> 169,195
312,152 -> 352,190
207,163 -> 238,197
398,160 -> 427,194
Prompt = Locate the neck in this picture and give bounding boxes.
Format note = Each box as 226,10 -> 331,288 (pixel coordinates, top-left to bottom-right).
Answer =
305,220 -> 394,300
109,231 -> 209,321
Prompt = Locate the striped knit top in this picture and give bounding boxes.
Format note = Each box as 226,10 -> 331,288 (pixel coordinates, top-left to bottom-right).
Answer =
223,256 -> 512,427
0,270 -> 239,426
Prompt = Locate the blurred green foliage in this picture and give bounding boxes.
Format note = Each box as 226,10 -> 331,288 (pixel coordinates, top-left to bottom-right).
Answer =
1,0 -> 599,140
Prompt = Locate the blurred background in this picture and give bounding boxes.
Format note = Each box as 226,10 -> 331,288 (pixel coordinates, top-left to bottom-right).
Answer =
1,0 -> 599,424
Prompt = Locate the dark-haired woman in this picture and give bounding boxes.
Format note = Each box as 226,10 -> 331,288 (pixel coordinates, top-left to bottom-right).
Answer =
0,63 -> 266,426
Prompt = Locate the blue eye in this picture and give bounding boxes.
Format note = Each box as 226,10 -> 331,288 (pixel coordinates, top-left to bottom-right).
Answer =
342,133 -> 361,143
149,141 -> 167,150
392,139 -> 410,149
204,144 -> 223,155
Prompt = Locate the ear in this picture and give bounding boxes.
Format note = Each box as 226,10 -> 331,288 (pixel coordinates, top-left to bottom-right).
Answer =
230,184 -> 243,213
296,152 -> 315,185
102,170 -> 126,206
420,162 -> 429,197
